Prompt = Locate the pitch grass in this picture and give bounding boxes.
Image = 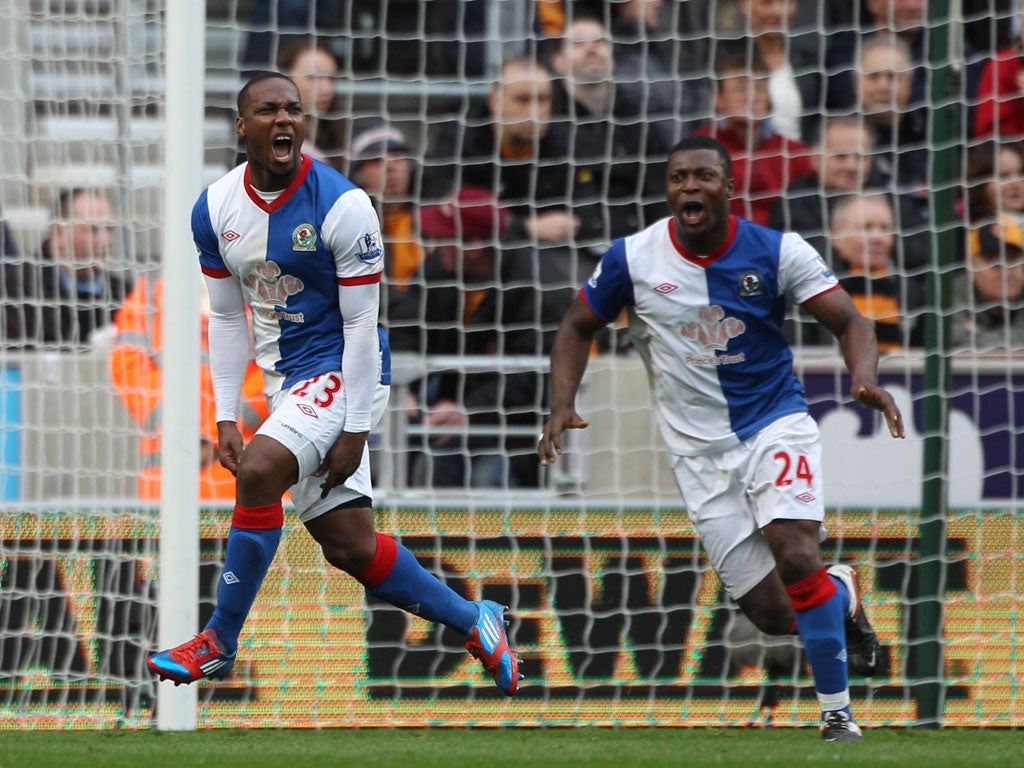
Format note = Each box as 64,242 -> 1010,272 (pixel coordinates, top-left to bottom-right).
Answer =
1,728 -> 1022,768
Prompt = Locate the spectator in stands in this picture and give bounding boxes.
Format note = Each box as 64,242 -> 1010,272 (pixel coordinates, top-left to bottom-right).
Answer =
963,140 -> 1024,226
608,0 -> 697,141
715,0 -> 825,144
2,188 -> 131,351
240,0 -> 345,74
426,1 -> 489,77
420,53 -> 586,347
348,120 -> 424,293
532,0 -> 604,49
388,187 -> 543,489
952,216 -> 1024,350
769,116 -> 930,271
110,274 -> 269,502
853,34 -> 930,196
421,55 -> 577,246
547,14 -> 673,250
278,37 -> 347,168
972,9 -> 1024,141
828,194 -> 922,351
696,52 -> 815,226
824,0 -> 935,111
962,0 -> 1018,62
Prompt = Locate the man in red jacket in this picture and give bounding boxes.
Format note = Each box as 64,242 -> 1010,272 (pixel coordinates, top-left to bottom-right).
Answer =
695,53 -> 814,227
973,20 -> 1024,141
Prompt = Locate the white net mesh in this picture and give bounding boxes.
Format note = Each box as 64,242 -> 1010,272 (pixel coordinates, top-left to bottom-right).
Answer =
0,0 -> 1022,729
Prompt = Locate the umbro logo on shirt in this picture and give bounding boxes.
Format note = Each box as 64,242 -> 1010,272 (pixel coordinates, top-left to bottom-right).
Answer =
222,230 -> 241,242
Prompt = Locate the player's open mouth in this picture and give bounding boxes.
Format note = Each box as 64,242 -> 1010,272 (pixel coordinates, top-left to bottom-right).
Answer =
681,201 -> 705,225
272,134 -> 294,162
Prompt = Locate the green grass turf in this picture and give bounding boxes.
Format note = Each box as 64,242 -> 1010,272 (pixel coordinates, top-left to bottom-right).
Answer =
0,728 -> 1021,768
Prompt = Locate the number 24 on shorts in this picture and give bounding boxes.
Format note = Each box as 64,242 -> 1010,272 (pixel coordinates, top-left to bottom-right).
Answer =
774,450 -> 814,488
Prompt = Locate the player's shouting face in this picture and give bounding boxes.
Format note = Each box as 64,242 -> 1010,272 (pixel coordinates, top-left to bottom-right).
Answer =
237,75 -> 308,191
667,147 -> 735,254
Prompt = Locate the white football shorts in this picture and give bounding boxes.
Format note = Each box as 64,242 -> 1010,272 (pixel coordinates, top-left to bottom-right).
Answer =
256,371 -> 391,522
669,412 -> 826,600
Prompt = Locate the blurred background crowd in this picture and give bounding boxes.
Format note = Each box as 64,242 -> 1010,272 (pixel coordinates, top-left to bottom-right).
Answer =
1,0 -> 1022,494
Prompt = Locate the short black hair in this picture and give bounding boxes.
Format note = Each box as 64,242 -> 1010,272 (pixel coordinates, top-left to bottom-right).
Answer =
670,136 -> 733,178
237,70 -> 296,114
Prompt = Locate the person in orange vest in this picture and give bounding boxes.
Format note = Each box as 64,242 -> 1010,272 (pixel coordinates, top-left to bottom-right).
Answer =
109,274 -> 268,501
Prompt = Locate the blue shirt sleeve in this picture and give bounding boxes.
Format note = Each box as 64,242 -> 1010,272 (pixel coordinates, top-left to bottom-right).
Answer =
580,238 -> 634,322
191,191 -> 227,274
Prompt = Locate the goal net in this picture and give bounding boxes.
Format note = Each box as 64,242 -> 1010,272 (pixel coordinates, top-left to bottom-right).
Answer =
0,0 -> 1021,730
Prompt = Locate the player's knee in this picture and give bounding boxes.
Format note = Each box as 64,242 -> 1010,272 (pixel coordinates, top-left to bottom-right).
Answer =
306,504 -> 377,575
766,521 -> 823,584
772,543 -> 822,586
320,535 -> 375,575
752,609 -> 795,636
743,601 -> 794,636
235,450 -> 294,500
737,574 -> 795,636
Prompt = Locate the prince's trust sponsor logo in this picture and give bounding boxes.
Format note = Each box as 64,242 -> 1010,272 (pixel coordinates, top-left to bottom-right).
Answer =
681,305 -> 746,366
243,261 -> 306,322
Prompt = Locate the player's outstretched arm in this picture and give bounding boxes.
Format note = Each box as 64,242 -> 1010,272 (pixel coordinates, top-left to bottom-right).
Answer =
804,288 -> 906,439
539,299 -> 609,466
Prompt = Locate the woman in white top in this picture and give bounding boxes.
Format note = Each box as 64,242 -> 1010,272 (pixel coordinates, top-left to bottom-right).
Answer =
717,0 -> 824,145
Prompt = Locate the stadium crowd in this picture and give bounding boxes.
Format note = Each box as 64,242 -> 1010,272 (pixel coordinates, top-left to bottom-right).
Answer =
3,0 -> 1024,492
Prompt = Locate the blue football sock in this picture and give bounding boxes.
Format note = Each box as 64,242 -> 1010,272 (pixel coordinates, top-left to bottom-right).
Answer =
367,539 -> 479,634
789,569 -> 851,713
205,525 -> 282,654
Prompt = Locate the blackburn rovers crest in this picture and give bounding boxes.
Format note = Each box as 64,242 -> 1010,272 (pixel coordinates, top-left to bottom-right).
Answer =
291,223 -> 318,252
739,269 -> 764,297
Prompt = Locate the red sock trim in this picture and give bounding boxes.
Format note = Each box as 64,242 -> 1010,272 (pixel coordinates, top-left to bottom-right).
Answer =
786,567 -> 837,612
232,502 -> 284,530
355,532 -> 398,589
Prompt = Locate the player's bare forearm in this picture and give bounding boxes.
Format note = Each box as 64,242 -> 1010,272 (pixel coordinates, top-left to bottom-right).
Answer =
836,313 -> 879,390
837,316 -> 906,439
315,430 -> 368,498
540,300 -> 605,465
548,300 -> 604,410
806,290 -> 905,439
